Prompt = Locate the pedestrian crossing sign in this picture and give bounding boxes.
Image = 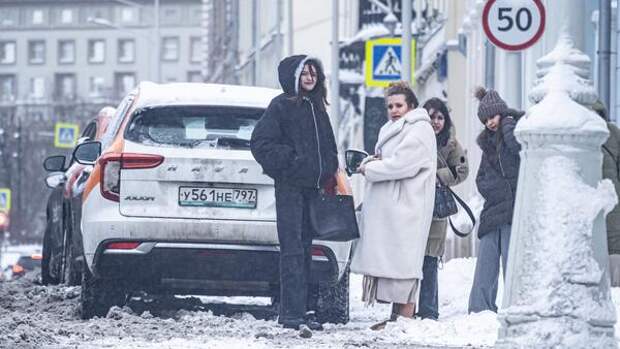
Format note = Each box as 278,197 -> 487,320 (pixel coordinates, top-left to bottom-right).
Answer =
0,188 -> 11,212
365,38 -> 416,87
54,122 -> 79,149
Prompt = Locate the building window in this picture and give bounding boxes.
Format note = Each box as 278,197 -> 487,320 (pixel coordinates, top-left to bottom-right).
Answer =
121,7 -> 135,23
0,41 -> 16,64
55,73 -> 76,99
28,40 -> 46,64
0,9 -> 18,27
29,77 -> 46,99
32,10 -> 44,25
88,39 -> 105,63
190,37 -> 201,63
0,75 -> 16,101
89,77 -> 105,97
187,71 -> 203,82
118,39 -> 135,63
161,37 -> 179,61
58,40 -> 75,64
115,72 -> 136,98
61,9 -> 73,24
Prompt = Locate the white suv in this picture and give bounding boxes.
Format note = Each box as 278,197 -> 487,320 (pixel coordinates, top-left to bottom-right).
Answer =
73,82 -> 353,322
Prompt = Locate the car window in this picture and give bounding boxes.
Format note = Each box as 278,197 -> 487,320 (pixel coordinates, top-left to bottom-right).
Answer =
81,121 -> 97,141
100,91 -> 136,150
125,106 -> 264,150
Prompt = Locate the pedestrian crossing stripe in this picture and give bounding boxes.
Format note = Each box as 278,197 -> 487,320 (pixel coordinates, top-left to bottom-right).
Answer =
54,122 -> 80,149
365,37 -> 416,88
0,188 -> 11,212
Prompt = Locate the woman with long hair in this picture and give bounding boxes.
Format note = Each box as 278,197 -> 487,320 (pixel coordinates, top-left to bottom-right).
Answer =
251,55 -> 338,334
417,97 -> 469,320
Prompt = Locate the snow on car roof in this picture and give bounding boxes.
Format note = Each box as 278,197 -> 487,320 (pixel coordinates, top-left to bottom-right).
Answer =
134,82 -> 282,110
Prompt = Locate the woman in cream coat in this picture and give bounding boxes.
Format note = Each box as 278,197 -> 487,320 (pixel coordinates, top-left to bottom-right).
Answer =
351,81 -> 437,329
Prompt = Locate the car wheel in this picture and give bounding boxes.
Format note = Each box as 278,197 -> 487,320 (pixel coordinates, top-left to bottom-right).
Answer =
315,267 -> 350,324
80,269 -> 127,319
62,244 -> 81,286
41,225 -> 60,285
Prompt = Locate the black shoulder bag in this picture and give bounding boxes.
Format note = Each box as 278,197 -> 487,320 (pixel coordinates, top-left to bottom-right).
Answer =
433,154 -> 476,237
309,191 -> 360,242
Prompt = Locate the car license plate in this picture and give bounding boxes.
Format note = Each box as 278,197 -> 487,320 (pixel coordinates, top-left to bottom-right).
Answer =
178,186 -> 257,209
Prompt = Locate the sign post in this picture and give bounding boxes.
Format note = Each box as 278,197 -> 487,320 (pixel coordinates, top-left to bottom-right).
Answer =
54,122 -> 80,149
365,37 -> 416,87
482,0 -> 545,51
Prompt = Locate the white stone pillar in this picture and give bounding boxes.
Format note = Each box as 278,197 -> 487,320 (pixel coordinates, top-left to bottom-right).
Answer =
496,32 -> 618,349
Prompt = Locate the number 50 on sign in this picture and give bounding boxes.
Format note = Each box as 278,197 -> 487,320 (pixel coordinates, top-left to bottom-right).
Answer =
482,0 -> 545,51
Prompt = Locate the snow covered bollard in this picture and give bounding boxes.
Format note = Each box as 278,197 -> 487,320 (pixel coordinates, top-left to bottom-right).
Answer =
496,33 -> 618,348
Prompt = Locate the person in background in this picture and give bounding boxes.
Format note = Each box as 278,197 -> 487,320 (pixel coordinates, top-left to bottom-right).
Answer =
250,55 -> 338,335
468,87 -> 524,314
350,81 -> 437,330
592,100 -> 620,287
418,97 -> 469,320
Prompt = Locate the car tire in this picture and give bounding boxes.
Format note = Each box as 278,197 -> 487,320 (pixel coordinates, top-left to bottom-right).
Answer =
62,244 -> 81,286
80,269 -> 127,319
41,226 -> 60,285
315,267 -> 350,324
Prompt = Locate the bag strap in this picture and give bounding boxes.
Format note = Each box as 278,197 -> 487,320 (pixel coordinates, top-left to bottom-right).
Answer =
445,186 -> 476,237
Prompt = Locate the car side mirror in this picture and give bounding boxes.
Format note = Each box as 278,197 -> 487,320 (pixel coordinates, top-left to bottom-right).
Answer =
43,155 -> 67,172
73,141 -> 101,165
44,173 -> 65,188
345,149 -> 369,176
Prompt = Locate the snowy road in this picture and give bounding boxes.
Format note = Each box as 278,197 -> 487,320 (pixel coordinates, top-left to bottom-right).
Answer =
0,258 -> 503,349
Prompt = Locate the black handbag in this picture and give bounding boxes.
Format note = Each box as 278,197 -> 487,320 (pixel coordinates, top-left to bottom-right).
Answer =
308,192 -> 360,241
433,177 -> 458,219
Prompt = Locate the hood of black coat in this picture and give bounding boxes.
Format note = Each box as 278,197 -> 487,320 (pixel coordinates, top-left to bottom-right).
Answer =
278,54 -> 323,96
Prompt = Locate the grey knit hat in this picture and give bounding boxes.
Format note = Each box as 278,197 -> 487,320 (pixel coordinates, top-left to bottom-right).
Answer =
475,87 -> 508,123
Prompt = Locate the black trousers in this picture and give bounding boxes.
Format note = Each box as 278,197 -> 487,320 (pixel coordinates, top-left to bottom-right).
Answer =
274,183 -> 315,326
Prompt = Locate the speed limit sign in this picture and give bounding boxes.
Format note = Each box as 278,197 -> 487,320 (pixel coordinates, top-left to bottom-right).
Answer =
482,0 -> 545,51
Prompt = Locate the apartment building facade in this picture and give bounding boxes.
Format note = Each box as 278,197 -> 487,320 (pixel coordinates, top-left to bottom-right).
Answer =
0,0 -> 202,105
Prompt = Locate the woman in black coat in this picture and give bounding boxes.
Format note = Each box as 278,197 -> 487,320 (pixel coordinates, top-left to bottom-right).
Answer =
468,87 -> 524,314
250,55 -> 338,332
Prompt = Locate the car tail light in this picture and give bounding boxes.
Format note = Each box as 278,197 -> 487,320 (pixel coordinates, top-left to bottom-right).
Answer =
12,264 -> 24,274
311,246 -> 326,257
106,241 -> 141,250
31,254 -> 42,260
99,153 -> 164,202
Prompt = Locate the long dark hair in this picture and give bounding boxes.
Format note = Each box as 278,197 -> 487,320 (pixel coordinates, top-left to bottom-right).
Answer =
423,97 -> 452,147
295,59 -> 329,111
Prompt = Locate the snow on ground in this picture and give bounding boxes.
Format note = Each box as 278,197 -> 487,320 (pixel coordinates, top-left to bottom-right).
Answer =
1,249 -> 617,348
0,252 -> 497,349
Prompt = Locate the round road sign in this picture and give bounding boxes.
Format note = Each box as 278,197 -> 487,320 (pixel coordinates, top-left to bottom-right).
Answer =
482,0 -> 545,51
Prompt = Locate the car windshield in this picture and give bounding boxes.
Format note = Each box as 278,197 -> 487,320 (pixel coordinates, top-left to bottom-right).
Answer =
125,106 -> 264,150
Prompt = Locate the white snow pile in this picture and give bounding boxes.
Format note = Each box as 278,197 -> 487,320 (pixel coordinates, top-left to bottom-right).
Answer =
3,246 -> 620,348
501,156 -> 618,347
0,257 -> 497,349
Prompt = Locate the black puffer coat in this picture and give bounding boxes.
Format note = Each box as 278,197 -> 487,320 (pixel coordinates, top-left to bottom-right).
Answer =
476,109 -> 524,238
251,55 -> 338,188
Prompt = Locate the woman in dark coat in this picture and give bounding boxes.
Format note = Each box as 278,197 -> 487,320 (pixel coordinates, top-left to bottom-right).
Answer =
250,55 -> 338,332
468,87 -> 524,314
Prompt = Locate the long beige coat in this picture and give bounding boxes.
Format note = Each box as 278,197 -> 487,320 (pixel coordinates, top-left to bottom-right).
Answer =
350,108 -> 437,280
426,128 -> 469,257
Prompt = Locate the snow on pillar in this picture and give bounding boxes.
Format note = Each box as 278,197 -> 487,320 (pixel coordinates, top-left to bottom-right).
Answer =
496,32 -> 618,349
